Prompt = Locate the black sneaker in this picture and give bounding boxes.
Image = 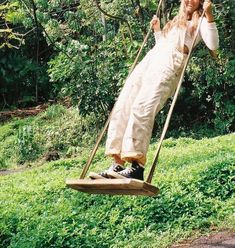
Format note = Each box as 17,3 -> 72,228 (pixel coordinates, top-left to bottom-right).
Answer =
108,161 -> 144,180
89,163 -> 124,179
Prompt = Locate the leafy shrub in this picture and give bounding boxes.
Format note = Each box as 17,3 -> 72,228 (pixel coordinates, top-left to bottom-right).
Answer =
17,125 -> 40,163
0,105 -> 104,169
196,160 -> 235,200
40,104 -> 67,120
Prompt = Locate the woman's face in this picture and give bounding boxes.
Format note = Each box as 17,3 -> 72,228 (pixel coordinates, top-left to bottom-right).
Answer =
184,0 -> 200,14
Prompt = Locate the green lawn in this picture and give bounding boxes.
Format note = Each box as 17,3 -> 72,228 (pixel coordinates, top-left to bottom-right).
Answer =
0,105 -> 98,170
0,133 -> 234,248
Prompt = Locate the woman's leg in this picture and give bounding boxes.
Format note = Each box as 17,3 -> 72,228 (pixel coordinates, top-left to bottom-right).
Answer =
112,154 -> 125,165
90,50 -> 156,179
121,47 -> 185,165
105,48 -> 155,158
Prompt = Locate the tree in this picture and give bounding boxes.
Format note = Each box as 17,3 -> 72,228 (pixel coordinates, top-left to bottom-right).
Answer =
0,0 -> 234,133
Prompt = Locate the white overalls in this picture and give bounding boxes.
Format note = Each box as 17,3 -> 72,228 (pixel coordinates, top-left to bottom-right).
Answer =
105,18 -> 219,165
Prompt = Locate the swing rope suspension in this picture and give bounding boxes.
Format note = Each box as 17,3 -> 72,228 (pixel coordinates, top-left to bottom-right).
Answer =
80,0 -> 164,180
146,9 -> 206,183
80,3 -> 206,184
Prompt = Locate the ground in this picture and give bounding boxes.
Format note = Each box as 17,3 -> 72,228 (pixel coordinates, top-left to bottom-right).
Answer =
0,105 -> 235,248
171,231 -> 235,248
1,165 -> 234,248
0,104 -> 48,122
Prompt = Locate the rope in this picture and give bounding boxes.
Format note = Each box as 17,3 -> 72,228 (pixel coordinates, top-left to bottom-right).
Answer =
80,0 -> 164,179
146,10 -> 206,184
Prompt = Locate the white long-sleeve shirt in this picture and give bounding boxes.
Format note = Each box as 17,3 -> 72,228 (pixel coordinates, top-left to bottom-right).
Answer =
154,17 -> 219,51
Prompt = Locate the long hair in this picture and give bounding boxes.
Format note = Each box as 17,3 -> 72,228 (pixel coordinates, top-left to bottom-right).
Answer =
162,0 -> 204,36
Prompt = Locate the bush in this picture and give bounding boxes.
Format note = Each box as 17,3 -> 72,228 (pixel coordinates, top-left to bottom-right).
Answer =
0,105 -> 104,169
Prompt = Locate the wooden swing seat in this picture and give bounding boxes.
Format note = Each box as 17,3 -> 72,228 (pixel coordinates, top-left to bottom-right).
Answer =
66,178 -> 159,196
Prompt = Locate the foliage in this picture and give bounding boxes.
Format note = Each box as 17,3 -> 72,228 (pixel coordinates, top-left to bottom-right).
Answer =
47,37 -> 129,115
0,1 -> 24,49
0,103 -> 232,170
0,133 -> 234,247
0,105 -> 102,170
0,0 -> 51,107
186,50 -> 235,133
17,125 -> 39,163
45,0 -> 235,130
0,50 -> 50,107
0,0 -> 234,130
0,123 -> 18,169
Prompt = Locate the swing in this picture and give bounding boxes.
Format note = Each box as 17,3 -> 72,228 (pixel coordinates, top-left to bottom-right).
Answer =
66,3 -> 206,196
66,178 -> 159,196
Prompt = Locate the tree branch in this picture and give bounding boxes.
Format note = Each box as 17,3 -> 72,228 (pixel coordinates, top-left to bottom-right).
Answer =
93,0 -> 133,42
30,0 -> 40,102
135,0 -> 146,34
19,0 -> 74,61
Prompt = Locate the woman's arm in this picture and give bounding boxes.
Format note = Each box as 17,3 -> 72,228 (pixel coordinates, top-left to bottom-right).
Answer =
150,15 -> 161,43
200,0 -> 219,51
200,18 -> 219,50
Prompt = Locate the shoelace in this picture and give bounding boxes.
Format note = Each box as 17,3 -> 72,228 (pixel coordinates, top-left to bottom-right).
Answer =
121,167 -> 136,176
111,163 -> 123,171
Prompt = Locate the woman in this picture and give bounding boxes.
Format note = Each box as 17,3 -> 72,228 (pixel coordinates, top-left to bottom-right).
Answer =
89,0 -> 219,180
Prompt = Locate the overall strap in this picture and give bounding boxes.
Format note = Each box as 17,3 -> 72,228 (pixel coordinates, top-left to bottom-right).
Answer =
146,10 -> 206,184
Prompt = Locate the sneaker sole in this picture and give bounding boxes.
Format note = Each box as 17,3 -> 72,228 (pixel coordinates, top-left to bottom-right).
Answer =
88,172 -> 107,180
107,171 -> 127,179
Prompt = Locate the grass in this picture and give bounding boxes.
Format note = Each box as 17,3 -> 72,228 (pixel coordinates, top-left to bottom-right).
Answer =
0,105 -> 101,170
0,132 -> 234,248
0,104 -> 229,171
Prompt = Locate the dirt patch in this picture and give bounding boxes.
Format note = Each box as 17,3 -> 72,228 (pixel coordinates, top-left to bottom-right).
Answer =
0,161 -> 45,176
171,231 -> 235,248
0,104 -> 49,122
0,167 -> 31,176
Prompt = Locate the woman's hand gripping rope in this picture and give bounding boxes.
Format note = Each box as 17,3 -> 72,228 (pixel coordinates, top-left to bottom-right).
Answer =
150,15 -> 161,32
203,0 -> 215,23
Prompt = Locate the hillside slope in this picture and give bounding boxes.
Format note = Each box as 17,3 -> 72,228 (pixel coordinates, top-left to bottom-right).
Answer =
0,105 -> 99,170
0,133 -> 234,248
